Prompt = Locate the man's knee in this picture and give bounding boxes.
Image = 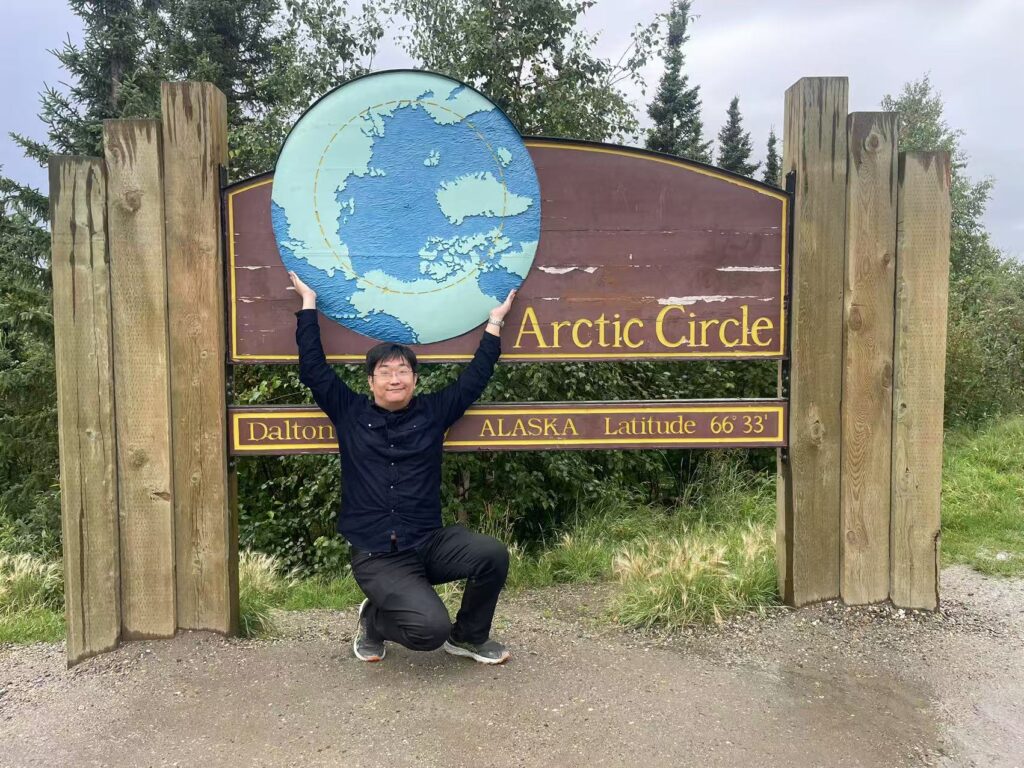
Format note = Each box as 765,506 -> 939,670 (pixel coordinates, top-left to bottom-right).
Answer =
405,611 -> 451,651
478,536 -> 509,579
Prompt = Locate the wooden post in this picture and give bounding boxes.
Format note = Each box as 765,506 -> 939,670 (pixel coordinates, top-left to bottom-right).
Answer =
777,78 -> 848,605
161,82 -> 238,633
103,120 -> 177,637
891,152 -> 951,610
840,113 -> 898,604
49,157 -> 121,665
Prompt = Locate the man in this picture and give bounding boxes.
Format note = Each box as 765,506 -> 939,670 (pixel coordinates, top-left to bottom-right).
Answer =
289,271 -> 516,665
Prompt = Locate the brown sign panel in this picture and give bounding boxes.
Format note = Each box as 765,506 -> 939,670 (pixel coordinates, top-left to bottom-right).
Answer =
229,400 -> 787,455
227,139 -> 789,363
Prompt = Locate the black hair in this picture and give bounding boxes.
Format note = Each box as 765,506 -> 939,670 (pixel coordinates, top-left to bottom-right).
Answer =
365,342 -> 418,377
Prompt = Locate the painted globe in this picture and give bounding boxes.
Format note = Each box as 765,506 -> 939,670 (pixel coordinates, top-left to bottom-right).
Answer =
271,70 -> 541,343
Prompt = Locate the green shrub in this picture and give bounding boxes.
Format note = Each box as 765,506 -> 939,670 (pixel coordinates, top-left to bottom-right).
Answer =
944,263 -> 1024,426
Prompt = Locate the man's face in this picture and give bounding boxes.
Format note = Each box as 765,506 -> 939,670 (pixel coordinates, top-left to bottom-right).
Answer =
368,356 -> 417,411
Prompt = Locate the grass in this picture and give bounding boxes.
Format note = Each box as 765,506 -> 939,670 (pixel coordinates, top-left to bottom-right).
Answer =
2,417 -> 1021,643
0,552 -> 65,643
941,415 -> 1024,576
499,452 -> 780,629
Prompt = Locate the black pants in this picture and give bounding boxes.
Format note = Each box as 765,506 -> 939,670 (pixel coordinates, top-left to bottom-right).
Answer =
349,525 -> 509,651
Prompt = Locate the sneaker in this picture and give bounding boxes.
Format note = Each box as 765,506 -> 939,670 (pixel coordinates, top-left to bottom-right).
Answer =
443,636 -> 510,665
353,598 -> 386,662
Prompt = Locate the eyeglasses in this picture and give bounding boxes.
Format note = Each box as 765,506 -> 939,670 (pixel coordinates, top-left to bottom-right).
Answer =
372,367 -> 415,380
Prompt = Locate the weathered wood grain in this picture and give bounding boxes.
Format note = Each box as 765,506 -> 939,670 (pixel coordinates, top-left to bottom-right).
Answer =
49,157 -> 121,665
103,119 -> 177,637
162,82 -> 238,633
840,113 -> 899,604
891,152 -> 951,610
777,78 -> 848,605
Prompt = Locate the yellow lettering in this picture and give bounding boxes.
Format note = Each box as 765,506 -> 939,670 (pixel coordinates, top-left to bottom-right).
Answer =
622,318 -> 644,349
571,318 -> 593,348
698,318 -> 719,347
751,317 -> 774,347
527,417 -> 543,436
563,418 -> 578,436
551,320 -> 571,348
719,318 -> 740,348
595,313 -> 610,347
514,306 -> 548,349
655,305 -> 687,348
248,421 -> 268,441
480,419 -> 495,437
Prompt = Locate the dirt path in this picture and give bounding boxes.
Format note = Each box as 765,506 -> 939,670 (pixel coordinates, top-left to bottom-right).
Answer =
2,566 -> 1022,767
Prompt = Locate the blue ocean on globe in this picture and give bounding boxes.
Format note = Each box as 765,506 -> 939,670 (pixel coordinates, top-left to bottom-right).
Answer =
271,71 -> 541,344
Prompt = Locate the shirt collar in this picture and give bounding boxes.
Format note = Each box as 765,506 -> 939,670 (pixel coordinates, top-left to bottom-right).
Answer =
369,395 -> 417,415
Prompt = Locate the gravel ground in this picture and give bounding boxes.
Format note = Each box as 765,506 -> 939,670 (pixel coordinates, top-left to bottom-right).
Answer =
1,565 -> 1021,767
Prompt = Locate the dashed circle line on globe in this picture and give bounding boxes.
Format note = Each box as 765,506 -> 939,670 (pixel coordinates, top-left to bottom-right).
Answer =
310,98 -> 519,297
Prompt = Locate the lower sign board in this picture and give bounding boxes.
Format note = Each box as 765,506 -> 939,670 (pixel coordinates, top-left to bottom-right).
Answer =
229,400 -> 787,455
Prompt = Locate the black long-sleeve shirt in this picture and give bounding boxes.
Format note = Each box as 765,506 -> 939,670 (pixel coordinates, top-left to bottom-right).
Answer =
295,309 -> 501,554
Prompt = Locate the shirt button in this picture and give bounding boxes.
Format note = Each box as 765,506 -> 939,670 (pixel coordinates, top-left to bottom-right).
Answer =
390,484 -> 394,489
389,444 -> 394,448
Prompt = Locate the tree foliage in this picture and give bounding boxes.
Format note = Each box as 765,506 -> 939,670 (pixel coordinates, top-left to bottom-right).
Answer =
12,0 -> 383,178
762,127 -> 780,187
644,0 -> 711,163
392,0 -> 659,142
882,75 -> 1024,424
0,174 -> 58,554
0,0 -> 382,557
715,96 -> 759,177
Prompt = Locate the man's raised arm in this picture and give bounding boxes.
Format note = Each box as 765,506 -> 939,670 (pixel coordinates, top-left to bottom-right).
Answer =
434,289 -> 517,429
290,271 -> 357,422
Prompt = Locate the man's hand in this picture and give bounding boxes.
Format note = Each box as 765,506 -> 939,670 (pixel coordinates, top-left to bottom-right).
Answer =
489,289 -> 517,324
485,289 -> 517,336
289,271 -> 317,310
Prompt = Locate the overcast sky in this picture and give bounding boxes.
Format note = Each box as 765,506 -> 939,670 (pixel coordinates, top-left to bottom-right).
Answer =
2,0 -> 1021,258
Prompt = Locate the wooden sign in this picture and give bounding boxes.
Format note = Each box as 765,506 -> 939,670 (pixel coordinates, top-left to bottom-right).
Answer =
229,400 -> 787,455
227,139 -> 790,363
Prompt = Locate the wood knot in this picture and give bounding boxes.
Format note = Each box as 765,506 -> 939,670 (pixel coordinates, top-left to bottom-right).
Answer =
848,305 -> 863,331
808,419 -> 824,443
128,448 -> 148,468
865,133 -> 881,152
123,189 -> 142,212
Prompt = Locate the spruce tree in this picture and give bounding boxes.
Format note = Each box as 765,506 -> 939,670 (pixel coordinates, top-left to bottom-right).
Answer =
762,128 -> 780,187
0,0 -> 383,557
396,0 -> 659,142
715,96 -> 759,177
644,0 -> 711,163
